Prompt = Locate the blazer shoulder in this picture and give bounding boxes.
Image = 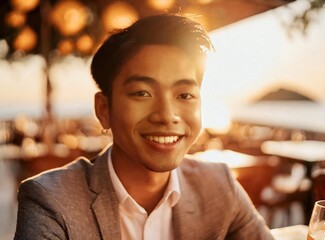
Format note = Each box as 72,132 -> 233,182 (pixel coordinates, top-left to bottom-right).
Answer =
19,157 -> 95,199
178,157 -> 235,194
15,155 -> 110,239
180,157 -> 230,177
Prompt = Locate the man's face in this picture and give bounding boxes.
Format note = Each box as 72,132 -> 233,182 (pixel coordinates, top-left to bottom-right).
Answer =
108,45 -> 202,173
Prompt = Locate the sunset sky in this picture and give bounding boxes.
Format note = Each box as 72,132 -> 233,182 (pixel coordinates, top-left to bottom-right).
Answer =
202,0 -> 325,107
201,0 -> 325,130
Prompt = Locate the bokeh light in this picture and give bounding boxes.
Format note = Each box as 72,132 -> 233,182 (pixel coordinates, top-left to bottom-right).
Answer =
57,39 -> 74,55
10,0 -> 40,13
76,34 -> 94,54
192,0 -> 214,4
51,0 -> 87,36
101,2 -> 139,31
147,0 -> 176,10
5,11 -> 26,28
13,26 -> 37,52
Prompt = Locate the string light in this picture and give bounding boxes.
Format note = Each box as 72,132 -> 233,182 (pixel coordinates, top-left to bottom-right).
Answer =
13,26 -> 37,52
147,0 -> 175,10
76,34 -> 94,54
10,0 -> 40,13
51,0 -> 87,36
194,0 -> 214,4
57,40 -> 74,55
101,2 -> 139,31
5,11 -> 26,28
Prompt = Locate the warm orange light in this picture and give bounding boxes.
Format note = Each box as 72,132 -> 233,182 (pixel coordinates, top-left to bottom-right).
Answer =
182,7 -> 209,30
51,0 -> 87,36
193,0 -> 214,4
5,11 -> 26,28
58,134 -> 78,149
147,0 -> 175,10
13,26 -> 37,52
11,0 -> 40,12
76,34 -> 94,54
102,2 -> 139,31
58,39 -> 74,55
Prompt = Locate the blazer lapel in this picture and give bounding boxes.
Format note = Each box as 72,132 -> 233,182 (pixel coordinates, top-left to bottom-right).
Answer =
173,166 -> 200,240
89,147 -> 122,240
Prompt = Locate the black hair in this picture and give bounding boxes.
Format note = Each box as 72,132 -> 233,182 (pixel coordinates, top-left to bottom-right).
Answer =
91,13 -> 214,101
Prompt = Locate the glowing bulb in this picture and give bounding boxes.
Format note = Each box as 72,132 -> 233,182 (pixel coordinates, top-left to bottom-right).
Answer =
11,0 -> 40,12
195,0 -> 214,4
148,0 -> 175,10
51,0 -> 87,36
5,11 -> 26,28
13,26 -> 37,52
58,40 -> 74,55
102,2 -> 139,31
76,34 -> 94,54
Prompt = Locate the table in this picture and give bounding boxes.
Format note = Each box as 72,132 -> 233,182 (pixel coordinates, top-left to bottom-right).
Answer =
187,149 -> 260,168
271,225 -> 308,240
262,140 -> 325,180
262,140 -> 325,224
261,140 -> 325,164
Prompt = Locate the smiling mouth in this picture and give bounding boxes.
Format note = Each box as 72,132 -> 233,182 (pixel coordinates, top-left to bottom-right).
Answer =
145,135 -> 181,144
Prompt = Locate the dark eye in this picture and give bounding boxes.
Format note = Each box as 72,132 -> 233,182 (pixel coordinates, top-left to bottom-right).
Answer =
132,91 -> 151,97
178,93 -> 193,100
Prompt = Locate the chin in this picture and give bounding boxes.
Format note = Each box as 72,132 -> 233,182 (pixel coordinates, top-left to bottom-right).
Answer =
145,162 -> 180,173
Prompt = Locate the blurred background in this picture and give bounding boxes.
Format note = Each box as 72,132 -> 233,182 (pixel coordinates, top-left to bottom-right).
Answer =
1,0 -> 325,239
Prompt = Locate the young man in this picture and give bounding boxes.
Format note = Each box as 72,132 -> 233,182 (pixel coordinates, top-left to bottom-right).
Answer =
15,14 -> 274,239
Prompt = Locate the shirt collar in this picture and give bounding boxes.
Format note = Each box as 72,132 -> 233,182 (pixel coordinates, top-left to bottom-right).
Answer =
162,167 -> 181,208
107,146 -> 181,209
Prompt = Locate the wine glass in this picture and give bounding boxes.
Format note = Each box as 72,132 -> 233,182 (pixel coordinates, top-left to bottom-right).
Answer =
308,200 -> 325,240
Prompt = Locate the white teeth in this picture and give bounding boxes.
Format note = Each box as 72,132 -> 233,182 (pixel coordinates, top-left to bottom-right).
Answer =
146,136 -> 180,144
158,137 -> 165,143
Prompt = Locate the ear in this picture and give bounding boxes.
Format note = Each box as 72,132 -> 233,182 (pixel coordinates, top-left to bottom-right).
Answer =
94,92 -> 110,129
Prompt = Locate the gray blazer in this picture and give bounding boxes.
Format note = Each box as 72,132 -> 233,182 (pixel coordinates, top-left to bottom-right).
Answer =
15,148 -> 274,240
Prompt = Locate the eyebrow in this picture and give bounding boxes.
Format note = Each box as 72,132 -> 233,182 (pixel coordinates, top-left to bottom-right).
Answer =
123,75 -> 155,86
123,75 -> 199,87
173,79 -> 199,87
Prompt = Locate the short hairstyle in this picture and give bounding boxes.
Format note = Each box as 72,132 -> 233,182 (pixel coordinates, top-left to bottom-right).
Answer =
91,13 -> 214,100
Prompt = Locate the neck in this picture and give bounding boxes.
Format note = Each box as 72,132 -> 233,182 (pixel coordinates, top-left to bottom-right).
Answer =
112,157 -> 171,214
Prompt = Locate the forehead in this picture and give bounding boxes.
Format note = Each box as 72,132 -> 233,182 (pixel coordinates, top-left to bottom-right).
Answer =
115,45 -> 198,86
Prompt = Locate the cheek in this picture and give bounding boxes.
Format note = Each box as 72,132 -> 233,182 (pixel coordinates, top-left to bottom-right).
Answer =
110,101 -> 149,129
193,109 -> 202,133
185,104 -> 202,133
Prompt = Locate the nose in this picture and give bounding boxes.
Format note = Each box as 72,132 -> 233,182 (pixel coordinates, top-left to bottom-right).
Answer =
148,97 -> 181,125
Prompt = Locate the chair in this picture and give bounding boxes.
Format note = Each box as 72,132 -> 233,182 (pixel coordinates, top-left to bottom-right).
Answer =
233,157 -> 279,206
311,167 -> 325,201
257,161 -> 311,228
